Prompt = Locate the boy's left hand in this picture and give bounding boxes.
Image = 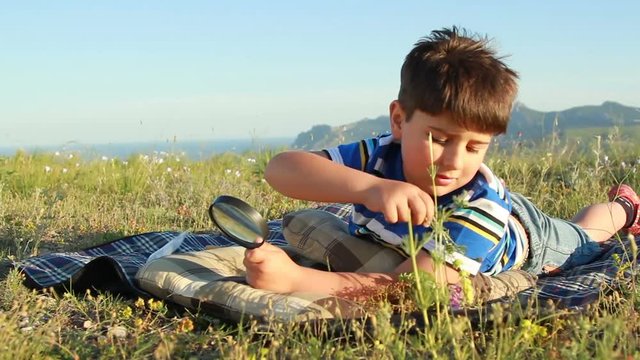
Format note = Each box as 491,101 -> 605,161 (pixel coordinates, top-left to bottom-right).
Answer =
243,239 -> 302,293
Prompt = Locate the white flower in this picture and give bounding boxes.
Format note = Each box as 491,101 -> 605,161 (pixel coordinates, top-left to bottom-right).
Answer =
68,154 -> 74,159
155,158 -> 164,164
122,161 -> 128,166
225,169 -> 232,174
621,161 -> 627,169
246,158 -> 256,163
54,151 -> 60,156
235,170 -> 241,177
75,163 -> 80,167
166,167 -> 172,172
62,168 -> 68,174
44,166 -> 52,173
175,157 -> 181,162
101,156 -> 109,161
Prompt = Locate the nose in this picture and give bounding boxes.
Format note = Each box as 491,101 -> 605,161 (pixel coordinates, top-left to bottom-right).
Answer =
439,144 -> 464,171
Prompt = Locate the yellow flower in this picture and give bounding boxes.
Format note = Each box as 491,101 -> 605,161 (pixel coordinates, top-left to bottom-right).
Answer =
121,306 -> 133,319
177,317 -> 194,333
134,318 -> 144,328
134,298 -> 146,309
520,319 -> 548,341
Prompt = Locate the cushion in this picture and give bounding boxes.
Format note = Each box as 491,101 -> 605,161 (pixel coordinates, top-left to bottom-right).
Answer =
283,209 -> 537,303
283,209 -> 406,272
135,246 -> 364,322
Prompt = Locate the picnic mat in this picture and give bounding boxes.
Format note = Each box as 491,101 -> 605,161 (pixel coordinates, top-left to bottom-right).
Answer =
14,203 -> 639,316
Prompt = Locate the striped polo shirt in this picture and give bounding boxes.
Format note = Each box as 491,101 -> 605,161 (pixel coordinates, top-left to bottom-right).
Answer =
323,134 -> 527,275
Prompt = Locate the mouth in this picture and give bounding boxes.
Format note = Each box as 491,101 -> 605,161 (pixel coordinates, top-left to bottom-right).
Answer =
434,174 -> 456,187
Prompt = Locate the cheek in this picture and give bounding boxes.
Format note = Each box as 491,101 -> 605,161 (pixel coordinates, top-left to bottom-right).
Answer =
462,156 -> 485,176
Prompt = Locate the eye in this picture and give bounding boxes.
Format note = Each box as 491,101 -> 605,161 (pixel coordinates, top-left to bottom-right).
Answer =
466,146 -> 480,154
428,133 -> 447,144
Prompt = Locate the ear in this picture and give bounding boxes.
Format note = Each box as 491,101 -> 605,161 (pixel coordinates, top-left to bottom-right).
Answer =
389,100 -> 406,140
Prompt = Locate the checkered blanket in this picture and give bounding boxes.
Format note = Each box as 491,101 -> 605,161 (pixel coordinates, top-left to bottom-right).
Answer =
15,203 -> 637,311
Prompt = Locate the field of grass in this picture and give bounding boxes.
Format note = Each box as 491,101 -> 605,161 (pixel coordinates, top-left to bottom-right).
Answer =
1,136 -> 640,359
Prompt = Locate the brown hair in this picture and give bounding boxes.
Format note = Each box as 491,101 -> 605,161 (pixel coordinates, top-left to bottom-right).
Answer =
398,26 -> 518,134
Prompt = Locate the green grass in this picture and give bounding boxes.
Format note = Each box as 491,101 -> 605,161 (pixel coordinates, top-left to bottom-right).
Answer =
1,137 -> 640,359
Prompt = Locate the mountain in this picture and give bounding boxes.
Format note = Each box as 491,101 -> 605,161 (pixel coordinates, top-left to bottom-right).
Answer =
291,101 -> 640,150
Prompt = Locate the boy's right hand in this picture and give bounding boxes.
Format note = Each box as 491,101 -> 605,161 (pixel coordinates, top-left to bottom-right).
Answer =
362,179 -> 434,226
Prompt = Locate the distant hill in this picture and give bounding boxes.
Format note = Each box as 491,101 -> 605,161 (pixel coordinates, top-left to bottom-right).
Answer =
291,101 -> 640,150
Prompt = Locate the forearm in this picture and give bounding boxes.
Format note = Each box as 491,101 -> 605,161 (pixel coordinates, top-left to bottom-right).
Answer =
291,259 -> 458,301
292,266 -> 396,300
264,151 -> 378,204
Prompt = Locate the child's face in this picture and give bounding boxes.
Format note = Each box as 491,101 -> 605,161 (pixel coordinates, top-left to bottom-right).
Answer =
389,101 -> 493,197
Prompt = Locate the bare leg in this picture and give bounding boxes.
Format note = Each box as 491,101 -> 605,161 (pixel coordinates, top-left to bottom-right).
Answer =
572,202 -> 627,242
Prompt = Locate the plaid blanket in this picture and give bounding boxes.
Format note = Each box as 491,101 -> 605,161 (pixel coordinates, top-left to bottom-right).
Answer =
15,203 -> 638,311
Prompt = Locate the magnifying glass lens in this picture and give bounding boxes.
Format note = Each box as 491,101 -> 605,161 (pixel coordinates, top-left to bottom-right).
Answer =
209,196 -> 268,249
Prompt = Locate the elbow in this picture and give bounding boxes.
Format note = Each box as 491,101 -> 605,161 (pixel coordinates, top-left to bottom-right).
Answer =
264,151 -> 292,187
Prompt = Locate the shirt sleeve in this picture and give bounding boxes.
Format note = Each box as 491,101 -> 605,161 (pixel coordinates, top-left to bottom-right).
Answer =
323,138 -> 378,171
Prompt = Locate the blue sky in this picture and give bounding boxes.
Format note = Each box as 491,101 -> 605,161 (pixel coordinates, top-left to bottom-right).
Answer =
1,1 -> 638,147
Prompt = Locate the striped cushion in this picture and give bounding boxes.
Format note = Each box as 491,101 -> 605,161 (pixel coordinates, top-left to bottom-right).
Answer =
283,209 -> 537,303
135,246 -> 363,322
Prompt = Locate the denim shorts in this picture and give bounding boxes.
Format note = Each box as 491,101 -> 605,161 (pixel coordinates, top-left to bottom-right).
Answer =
510,192 -> 604,276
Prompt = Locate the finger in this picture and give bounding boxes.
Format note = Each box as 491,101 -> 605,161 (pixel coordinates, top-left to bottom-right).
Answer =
396,202 -> 411,223
244,247 -> 265,265
409,196 -> 427,226
417,192 -> 434,226
383,204 -> 398,223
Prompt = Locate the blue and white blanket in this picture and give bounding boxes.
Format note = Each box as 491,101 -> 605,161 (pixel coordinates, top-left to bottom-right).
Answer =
15,203 -> 637,311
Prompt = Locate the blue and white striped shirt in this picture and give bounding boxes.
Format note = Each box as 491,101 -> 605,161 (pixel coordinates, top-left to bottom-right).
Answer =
324,134 -> 527,275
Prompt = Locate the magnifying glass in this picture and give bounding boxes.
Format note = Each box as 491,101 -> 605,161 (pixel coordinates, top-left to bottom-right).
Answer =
208,195 -> 269,249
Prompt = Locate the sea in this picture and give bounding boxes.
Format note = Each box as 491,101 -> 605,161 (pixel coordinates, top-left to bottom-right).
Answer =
0,137 -> 293,160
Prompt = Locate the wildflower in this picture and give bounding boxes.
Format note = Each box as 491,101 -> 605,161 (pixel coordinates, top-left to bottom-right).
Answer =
54,151 -> 60,156
44,165 -> 52,173
62,168 -> 68,174
147,298 -> 164,312
166,167 -> 172,173
225,169 -> 232,175
75,163 -> 80,167
101,156 -> 109,161
246,157 -> 256,163
155,157 -> 164,164
235,170 -> 241,177
177,317 -> 194,333
68,154 -> 74,159
134,298 -> 146,309
134,318 -> 144,328
621,161 -> 627,169
120,306 -> 133,319
520,319 -> 548,340
175,157 -> 181,162
122,161 -> 128,166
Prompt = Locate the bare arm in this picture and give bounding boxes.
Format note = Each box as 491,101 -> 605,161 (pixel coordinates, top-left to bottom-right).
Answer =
265,150 -> 434,225
264,150 -> 378,204
244,242 -> 460,301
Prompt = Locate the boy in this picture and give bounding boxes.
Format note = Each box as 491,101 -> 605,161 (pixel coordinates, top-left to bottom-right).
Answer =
243,27 -> 640,299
